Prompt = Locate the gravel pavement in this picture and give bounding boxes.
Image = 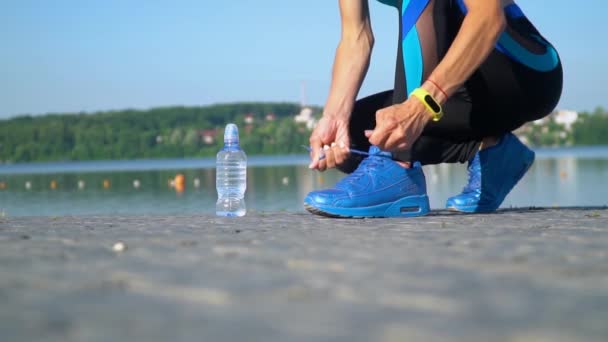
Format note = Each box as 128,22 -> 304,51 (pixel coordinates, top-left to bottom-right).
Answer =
1,208 -> 608,342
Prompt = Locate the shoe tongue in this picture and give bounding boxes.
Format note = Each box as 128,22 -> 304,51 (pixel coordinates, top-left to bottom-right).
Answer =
368,146 -> 392,158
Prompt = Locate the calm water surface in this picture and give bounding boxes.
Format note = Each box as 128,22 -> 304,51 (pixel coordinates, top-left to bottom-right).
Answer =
1,147 -> 607,216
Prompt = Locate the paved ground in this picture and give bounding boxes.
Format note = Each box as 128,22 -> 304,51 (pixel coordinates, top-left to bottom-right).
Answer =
1,208 -> 608,342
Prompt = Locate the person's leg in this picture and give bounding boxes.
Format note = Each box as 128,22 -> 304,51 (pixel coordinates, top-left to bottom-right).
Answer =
304,1 -> 563,217
393,0 -> 563,212
392,0 -> 562,165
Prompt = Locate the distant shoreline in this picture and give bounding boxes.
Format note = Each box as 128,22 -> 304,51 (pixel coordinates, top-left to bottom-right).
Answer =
2,145 -> 608,176
0,154 -> 310,175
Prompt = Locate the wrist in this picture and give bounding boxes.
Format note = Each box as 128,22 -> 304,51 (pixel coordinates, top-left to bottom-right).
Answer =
410,88 -> 444,122
322,104 -> 353,121
422,80 -> 448,104
322,112 -> 350,122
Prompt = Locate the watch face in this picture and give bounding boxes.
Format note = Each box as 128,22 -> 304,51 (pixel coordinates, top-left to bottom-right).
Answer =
424,95 -> 441,113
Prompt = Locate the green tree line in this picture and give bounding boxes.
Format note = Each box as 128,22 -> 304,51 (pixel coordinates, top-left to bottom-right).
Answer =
0,103 -> 318,163
2,104 -> 607,163
519,107 -> 608,147
571,108 -> 608,145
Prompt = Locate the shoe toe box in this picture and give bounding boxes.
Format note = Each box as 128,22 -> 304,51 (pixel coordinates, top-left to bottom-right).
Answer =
446,194 -> 480,208
305,189 -> 348,207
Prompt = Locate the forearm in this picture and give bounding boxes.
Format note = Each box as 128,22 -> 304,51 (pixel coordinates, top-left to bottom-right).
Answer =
425,5 -> 506,103
323,34 -> 374,120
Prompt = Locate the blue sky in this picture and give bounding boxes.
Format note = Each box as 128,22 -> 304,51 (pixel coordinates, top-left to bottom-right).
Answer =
0,0 -> 606,118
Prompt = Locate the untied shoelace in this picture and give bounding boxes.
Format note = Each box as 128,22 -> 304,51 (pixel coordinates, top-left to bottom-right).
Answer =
302,145 -> 395,161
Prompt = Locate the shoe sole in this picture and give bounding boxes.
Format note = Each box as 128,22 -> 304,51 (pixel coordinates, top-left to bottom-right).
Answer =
304,194 -> 430,218
446,151 -> 535,213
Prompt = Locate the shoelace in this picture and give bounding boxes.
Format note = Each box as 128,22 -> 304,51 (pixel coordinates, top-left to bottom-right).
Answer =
302,145 -> 394,187
337,153 -> 386,187
462,156 -> 482,193
302,146 -> 394,161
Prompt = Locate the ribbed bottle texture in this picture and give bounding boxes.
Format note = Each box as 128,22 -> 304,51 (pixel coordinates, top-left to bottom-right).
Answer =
216,124 -> 247,217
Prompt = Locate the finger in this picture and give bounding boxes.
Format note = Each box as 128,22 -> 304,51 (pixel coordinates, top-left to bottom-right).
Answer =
364,130 -> 374,138
317,158 -> 327,171
333,141 -> 349,166
369,127 -> 389,149
310,148 -> 325,170
318,147 -> 328,169
309,137 -> 323,169
323,145 -> 338,169
313,146 -> 327,171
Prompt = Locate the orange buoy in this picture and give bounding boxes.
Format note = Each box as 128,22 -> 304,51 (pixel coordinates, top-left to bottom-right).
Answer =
175,173 -> 185,184
50,180 -> 57,190
103,179 -> 111,189
174,173 -> 185,193
0,181 -> 6,190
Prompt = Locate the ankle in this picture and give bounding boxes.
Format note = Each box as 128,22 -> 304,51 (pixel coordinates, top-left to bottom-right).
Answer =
396,161 -> 411,168
480,136 -> 500,150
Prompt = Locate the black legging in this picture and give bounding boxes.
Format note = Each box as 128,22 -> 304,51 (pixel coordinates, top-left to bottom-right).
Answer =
342,0 -> 563,172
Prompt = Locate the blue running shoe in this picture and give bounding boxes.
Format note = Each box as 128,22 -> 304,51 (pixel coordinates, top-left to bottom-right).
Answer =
446,133 -> 535,213
304,146 -> 430,218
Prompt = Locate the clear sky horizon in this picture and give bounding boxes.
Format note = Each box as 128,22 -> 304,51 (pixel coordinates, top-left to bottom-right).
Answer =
1,0 -> 606,119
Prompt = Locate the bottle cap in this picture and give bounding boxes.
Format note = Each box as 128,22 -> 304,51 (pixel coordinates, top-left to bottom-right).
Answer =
224,123 -> 239,144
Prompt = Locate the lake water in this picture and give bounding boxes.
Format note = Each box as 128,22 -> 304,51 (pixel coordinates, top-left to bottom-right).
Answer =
1,146 -> 608,216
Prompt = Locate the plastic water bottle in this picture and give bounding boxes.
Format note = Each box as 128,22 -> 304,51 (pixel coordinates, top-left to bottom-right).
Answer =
216,123 -> 247,217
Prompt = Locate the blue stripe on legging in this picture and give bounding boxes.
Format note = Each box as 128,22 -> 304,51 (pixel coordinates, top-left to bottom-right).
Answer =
403,28 -> 424,95
497,34 -> 559,72
504,4 -> 525,18
454,0 -> 559,72
401,0 -> 430,95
